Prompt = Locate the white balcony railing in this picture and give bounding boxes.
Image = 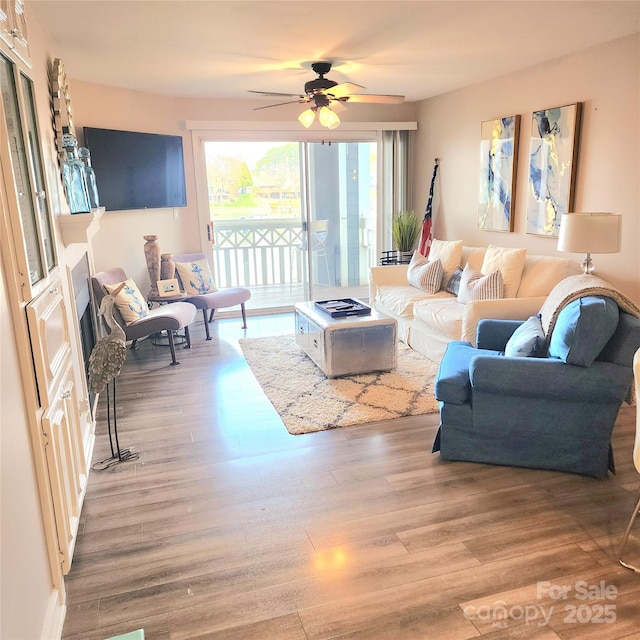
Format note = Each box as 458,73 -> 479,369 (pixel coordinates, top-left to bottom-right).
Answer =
212,219 -> 304,288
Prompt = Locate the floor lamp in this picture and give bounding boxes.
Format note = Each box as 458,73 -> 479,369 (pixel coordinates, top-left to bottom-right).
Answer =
557,213 -> 622,274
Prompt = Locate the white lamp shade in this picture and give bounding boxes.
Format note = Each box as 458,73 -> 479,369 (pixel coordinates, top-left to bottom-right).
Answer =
557,213 -> 622,254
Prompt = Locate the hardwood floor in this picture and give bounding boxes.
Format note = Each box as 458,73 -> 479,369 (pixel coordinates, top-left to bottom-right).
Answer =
61,313 -> 640,640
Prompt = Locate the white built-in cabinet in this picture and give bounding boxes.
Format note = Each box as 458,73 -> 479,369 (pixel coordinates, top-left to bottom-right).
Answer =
26,279 -> 89,574
0,0 -> 29,65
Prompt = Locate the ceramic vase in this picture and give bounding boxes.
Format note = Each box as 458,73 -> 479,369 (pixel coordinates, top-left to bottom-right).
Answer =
143,235 -> 161,288
160,253 -> 175,280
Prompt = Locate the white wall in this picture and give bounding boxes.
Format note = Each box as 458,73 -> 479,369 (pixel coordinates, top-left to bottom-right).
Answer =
413,34 -> 640,303
70,83 -> 417,289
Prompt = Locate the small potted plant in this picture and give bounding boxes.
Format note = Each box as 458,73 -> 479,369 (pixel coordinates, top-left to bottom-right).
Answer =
391,210 -> 421,263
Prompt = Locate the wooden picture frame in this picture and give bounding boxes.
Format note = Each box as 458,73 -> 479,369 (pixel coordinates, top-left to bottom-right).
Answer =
478,115 -> 520,232
157,278 -> 179,297
526,102 -> 582,237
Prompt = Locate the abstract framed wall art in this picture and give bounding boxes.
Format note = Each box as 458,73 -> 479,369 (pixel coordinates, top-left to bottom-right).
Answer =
478,115 -> 520,232
526,103 -> 582,237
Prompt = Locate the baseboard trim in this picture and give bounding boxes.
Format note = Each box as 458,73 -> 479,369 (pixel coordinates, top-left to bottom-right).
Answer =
41,590 -> 65,640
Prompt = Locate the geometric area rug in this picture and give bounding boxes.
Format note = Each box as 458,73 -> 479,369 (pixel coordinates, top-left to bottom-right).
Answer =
239,334 -> 440,435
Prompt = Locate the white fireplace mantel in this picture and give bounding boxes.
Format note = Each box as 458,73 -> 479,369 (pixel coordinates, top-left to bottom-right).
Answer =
57,207 -> 104,247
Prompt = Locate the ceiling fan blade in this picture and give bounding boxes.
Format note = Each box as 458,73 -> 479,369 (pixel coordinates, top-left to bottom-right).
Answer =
248,90 -> 304,98
343,94 -> 405,104
327,82 -> 365,99
330,101 -> 348,113
253,99 -> 306,111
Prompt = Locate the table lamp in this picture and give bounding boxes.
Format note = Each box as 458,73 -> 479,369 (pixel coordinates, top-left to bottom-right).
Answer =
557,212 -> 622,274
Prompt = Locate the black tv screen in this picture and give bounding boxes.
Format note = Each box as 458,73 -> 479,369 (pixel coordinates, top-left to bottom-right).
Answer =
83,127 -> 187,211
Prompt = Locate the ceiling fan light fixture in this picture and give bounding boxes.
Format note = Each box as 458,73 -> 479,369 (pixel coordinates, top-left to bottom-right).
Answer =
298,107 -> 316,128
318,105 -> 340,129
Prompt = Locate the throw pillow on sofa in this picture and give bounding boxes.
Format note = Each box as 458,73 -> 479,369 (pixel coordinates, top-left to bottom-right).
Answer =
407,251 -> 443,293
428,238 -> 463,288
548,296 -> 619,367
481,245 -> 527,298
504,314 -> 545,357
445,266 -> 463,295
457,263 -> 504,304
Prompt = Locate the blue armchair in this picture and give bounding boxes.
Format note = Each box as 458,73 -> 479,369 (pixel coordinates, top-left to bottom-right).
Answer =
432,296 -> 640,478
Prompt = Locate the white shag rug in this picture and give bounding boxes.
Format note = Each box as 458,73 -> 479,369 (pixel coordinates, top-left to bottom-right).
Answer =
239,334 -> 440,435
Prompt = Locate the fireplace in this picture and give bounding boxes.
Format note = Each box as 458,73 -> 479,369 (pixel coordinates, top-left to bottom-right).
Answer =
70,252 -> 97,410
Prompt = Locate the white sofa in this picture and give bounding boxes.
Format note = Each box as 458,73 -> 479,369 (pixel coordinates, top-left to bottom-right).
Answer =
369,245 -> 579,363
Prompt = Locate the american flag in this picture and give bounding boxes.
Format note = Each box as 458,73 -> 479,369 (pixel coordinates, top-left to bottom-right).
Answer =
418,159 -> 440,257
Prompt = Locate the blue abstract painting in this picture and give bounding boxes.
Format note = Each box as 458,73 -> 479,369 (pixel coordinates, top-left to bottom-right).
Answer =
478,115 -> 520,232
526,103 -> 581,237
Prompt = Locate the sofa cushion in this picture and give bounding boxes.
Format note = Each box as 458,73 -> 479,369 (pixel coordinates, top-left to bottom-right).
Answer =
435,341 -> 502,404
549,296 -> 619,366
517,255 -> 572,298
481,245 -> 527,298
462,247 -> 486,271
429,238 -> 463,287
376,285 -> 450,319
414,297 -> 465,341
458,264 -> 504,304
407,252 -> 443,293
504,314 -> 545,357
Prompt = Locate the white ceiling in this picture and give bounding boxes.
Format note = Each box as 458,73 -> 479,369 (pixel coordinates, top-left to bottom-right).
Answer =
30,1 -> 640,103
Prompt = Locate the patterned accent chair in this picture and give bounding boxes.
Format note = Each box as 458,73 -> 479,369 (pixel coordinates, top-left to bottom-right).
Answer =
92,268 -> 197,366
432,296 -> 640,477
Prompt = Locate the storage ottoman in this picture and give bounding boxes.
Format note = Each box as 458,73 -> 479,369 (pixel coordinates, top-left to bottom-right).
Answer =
294,301 -> 397,378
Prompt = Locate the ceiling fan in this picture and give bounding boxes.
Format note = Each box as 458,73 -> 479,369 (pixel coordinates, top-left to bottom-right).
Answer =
248,61 -> 404,129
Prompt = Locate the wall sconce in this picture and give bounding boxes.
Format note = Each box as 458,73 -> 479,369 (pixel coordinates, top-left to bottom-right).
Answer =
557,212 -> 622,274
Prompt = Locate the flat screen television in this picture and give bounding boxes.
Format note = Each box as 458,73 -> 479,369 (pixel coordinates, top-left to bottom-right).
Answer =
83,127 -> 187,211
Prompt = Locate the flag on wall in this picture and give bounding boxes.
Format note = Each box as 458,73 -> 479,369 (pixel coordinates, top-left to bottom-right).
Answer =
418,158 -> 440,257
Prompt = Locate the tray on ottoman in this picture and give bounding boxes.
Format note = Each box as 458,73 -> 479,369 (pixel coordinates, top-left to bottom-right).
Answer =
314,298 -> 371,318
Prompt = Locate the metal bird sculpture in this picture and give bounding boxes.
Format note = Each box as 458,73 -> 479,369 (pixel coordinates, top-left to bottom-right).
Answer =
88,282 -> 138,467
88,282 -> 127,394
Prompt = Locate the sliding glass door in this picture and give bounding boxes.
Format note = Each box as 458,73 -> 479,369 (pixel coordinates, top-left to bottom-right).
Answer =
304,141 -> 377,302
201,137 -> 377,311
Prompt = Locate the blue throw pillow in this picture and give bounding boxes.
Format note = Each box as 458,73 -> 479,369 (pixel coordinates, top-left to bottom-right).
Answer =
504,314 -> 545,357
548,296 -> 619,367
444,266 -> 463,295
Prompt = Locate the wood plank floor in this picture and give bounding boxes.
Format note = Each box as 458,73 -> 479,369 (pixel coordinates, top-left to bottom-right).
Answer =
61,313 -> 640,640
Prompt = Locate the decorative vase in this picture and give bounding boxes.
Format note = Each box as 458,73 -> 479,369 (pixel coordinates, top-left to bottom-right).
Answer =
143,235 -> 161,288
160,253 -> 175,280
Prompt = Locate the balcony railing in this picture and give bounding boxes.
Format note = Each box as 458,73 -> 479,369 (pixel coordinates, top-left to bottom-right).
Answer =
212,219 -> 306,288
